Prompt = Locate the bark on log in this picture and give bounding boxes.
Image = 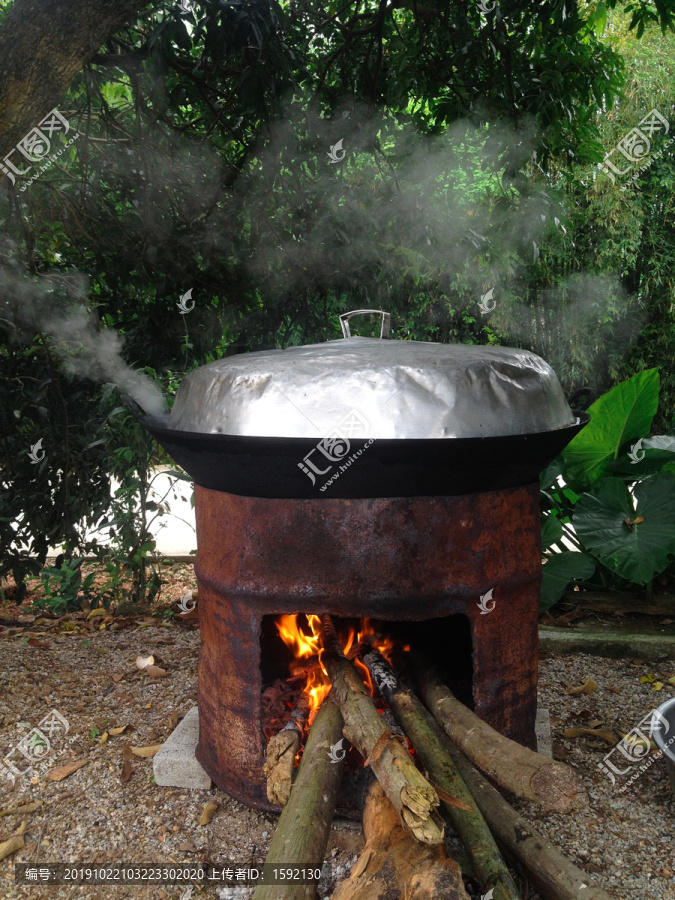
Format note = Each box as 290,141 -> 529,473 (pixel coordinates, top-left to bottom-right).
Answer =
320,616 -> 443,845
362,650 -> 520,900
0,0 -> 147,161
414,659 -> 588,814
264,696 -> 310,806
253,695 -> 345,900
435,731 -> 616,900
330,781 -> 470,900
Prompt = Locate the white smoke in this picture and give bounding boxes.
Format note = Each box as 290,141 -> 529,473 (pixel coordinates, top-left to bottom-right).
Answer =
0,270 -> 166,416
41,307 -> 167,416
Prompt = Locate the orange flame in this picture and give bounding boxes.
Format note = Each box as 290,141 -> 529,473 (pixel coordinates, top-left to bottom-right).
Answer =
276,614 -> 329,723
275,615 -> 399,726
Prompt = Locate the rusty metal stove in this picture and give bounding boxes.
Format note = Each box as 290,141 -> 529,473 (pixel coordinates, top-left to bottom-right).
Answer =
137,310 -> 589,813
193,484 -> 542,811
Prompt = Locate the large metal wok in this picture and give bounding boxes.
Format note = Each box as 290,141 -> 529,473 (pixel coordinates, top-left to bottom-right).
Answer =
139,310 -> 588,498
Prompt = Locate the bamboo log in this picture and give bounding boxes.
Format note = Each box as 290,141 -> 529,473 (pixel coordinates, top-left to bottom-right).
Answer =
430,723 -> 616,900
414,658 -> 588,814
253,695 -> 345,900
320,616 -> 443,845
362,650 -> 520,900
263,696 -> 310,806
330,781 -> 470,900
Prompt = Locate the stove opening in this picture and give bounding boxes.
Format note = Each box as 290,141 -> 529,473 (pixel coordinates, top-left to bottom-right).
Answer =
259,613 -> 474,745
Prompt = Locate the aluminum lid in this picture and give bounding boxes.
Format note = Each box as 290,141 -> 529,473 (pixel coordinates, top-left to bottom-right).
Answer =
166,336 -> 575,440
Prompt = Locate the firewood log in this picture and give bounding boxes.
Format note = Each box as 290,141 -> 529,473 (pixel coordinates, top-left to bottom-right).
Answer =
362,649 -> 520,900
264,696 -> 310,806
330,781 -> 470,900
320,616 -> 443,845
253,694 -> 345,900
414,658 -> 588,814
431,724 -> 616,900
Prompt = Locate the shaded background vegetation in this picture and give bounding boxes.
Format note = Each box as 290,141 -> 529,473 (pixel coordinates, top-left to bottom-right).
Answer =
1,0 -> 675,600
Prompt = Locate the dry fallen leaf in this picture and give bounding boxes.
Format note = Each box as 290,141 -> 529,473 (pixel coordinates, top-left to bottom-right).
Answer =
131,744 -> 163,758
562,727 -> 617,745
135,655 -> 155,670
364,730 -> 391,767
112,674 -> 124,683
122,744 -> 136,763
145,665 -> 168,679
27,637 -> 50,649
109,725 -> 129,736
620,732 -> 657,752
0,800 -> 42,818
120,760 -> 135,783
566,677 -> 598,696
87,608 -> 108,620
0,834 -> 24,862
432,784 -> 473,811
47,759 -> 88,782
98,732 -> 109,746
606,685 -> 621,694
177,842 -> 199,853
198,800 -> 219,826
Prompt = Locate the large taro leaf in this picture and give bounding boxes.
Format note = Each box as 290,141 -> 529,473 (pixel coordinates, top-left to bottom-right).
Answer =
539,550 -> 596,613
562,369 -> 660,489
605,433 -> 675,479
541,513 -> 564,549
574,474 -> 675,585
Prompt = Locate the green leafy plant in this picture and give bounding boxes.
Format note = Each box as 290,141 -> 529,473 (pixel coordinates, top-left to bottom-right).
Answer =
540,368 -> 675,612
32,557 -> 96,615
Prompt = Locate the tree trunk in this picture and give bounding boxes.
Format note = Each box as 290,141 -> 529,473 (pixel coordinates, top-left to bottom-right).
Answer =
414,659 -> 588,813
362,650 -> 521,900
253,695 -> 345,900
330,782 -> 470,900
0,0 -> 146,160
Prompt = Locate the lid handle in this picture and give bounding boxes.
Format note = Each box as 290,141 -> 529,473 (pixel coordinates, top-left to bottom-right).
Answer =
339,309 -> 391,339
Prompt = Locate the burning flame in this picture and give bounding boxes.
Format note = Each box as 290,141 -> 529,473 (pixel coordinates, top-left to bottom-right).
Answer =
276,615 -> 329,723
274,615 -> 399,726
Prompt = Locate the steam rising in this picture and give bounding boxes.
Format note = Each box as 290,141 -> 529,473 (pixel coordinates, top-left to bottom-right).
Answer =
41,308 -> 167,417
0,270 -> 166,417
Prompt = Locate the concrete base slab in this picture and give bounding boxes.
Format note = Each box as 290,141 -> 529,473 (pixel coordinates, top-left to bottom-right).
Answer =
535,707 -> 552,758
540,625 -> 675,661
153,706 -> 212,789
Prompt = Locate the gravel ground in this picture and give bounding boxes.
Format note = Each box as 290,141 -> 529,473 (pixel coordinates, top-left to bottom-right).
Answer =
0,616 -> 673,899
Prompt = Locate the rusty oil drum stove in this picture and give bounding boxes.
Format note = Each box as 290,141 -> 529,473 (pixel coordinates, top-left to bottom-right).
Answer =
141,310 -> 588,811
